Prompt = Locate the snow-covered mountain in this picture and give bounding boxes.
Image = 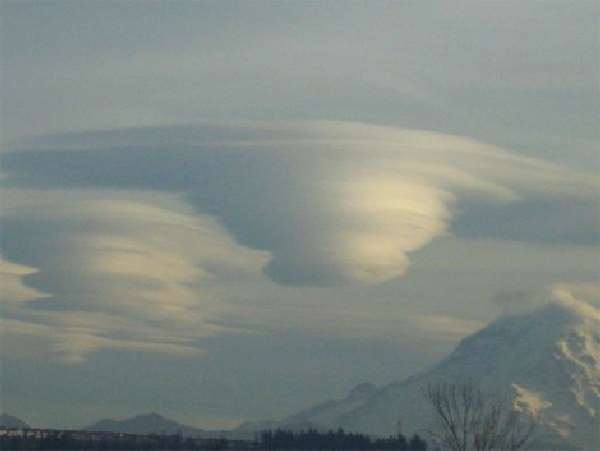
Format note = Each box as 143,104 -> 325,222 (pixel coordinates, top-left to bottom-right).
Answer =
274,298 -> 600,450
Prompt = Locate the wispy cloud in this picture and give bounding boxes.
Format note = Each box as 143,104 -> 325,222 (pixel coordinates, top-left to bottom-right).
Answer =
551,281 -> 600,310
1,121 -> 598,362
1,190 -> 267,362
3,122 -> 598,287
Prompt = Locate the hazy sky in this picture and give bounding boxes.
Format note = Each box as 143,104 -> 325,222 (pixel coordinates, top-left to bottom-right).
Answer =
1,1 -> 599,429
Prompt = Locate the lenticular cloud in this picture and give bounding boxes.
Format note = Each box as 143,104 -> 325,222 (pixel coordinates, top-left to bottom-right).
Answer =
2,121 -> 598,361
3,121 -> 596,287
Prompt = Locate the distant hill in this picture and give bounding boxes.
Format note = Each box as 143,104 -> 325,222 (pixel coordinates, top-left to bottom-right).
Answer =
85,412 -> 203,436
0,414 -> 30,429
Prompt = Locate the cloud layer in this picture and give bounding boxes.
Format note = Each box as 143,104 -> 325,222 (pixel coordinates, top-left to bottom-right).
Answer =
1,121 -> 598,361
1,190 -> 266,362
3,122 -> 598,286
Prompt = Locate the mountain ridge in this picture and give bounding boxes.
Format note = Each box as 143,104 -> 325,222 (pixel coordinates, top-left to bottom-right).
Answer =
262,299 -> 599,450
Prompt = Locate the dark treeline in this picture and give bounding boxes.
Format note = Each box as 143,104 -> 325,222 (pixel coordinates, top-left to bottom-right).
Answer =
1,428 -> 427,450
0,431 -> 230,450
259,428 -> 427,451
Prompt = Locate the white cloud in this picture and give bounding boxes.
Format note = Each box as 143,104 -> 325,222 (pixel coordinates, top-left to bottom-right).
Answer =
490,281 -> 600,319
0,316 -> 201,364
0,257 -> 49,304
551,281 -> 600,310
1,190 -> 268,362
3,121 -> 598,288
2,121 -> 599,362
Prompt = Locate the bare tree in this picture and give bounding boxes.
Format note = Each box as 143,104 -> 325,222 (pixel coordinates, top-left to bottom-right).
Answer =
424,380 -> 536,451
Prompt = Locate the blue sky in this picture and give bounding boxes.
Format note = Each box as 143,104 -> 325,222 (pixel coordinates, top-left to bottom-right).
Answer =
1,0 -> 598,429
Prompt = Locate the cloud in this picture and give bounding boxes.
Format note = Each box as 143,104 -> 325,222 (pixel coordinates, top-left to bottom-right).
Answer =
491,281 -> 600,318
551,281 -> 600,309
0,317 -> 201,364
0,257 -> 49,304
1,121 -> 598,362
2,121 -> 598,287
1,190 -> 267,362
490,290 -> 546,315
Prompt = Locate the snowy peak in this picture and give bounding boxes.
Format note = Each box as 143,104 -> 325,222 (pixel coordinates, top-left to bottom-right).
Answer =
460,298 -> 597,346
280,299 -> 600,450
430,300 -> 600,449
443,299 -> 599,371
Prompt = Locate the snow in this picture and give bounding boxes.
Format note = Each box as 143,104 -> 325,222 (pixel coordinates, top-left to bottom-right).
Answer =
512,384 -> 552,417
279,298 -> 600,450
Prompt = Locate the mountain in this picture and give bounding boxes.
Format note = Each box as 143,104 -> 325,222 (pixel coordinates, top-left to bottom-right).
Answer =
0,413 -> 30,429
237,383 -> 380,436
273,298 -> 600,450
85,412 -> 203,436
284,382 -> 379,429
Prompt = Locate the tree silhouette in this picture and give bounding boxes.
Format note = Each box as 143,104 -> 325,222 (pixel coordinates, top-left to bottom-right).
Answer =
424,380 -> 536,451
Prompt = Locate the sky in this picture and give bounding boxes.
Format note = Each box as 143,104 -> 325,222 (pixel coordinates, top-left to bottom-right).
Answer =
1,0 -> 599,430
